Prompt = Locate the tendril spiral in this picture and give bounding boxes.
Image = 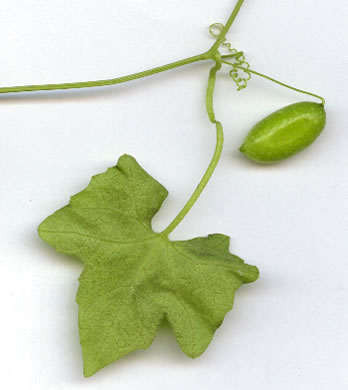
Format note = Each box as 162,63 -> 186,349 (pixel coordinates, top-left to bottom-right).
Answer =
209,23 -> 251,91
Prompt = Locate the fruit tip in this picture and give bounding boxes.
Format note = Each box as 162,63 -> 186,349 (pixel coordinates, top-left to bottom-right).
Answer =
239,144 -> 246,153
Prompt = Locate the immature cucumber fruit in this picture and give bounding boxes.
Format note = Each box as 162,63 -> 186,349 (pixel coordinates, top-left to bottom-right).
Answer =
240,101 -> 326,163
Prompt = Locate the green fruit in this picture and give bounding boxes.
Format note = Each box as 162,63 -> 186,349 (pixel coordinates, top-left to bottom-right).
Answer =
239,101 -> 326,163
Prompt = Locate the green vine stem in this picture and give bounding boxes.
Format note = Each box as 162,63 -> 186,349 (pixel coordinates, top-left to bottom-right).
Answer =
0,53 -> 211,95
208,0 -> 245,54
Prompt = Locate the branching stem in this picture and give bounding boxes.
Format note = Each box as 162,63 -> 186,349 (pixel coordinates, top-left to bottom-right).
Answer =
1,1 -> 246,236
0,1 -> 244,95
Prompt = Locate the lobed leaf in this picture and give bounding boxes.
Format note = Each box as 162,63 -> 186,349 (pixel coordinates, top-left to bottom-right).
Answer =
39,154 -> 259,377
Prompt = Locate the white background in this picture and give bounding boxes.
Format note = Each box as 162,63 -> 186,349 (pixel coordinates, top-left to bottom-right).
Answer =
0,0 -> 347,388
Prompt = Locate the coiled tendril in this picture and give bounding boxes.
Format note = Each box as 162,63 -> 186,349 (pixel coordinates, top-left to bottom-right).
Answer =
209,23 -> 251,91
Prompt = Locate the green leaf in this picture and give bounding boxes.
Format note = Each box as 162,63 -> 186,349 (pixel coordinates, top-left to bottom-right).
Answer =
38,154 -> 259,377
